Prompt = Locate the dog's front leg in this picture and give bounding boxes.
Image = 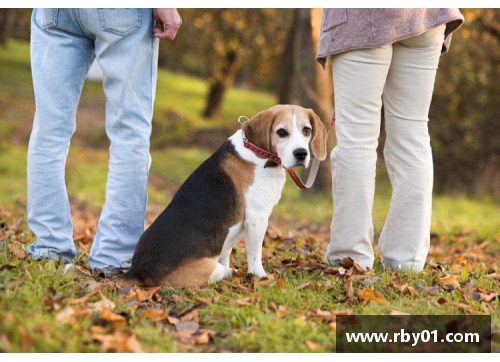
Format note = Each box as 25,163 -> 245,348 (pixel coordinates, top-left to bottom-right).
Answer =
244,220 -> 268,278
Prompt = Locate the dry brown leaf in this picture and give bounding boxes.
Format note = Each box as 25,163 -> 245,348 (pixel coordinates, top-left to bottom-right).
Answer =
483,273 -> 499,280
345,279 -> 357,302
276,305 -> 287,319
255,274 -> 275,287
390,310 -> 411,316
194,297 -> 212,305
358,288 -> 389,305
93,292 -> 115,311
180,309 -> 200,323
276,279 -> 286,289
92,331 -> 142,353
434,297 -> 448,306
176,321 -> 199,335
68,290 -> 99,305
140,308 -> 169,322
194,331 -> 210,345
435,274 -> 460,289
332,309 -> 353,315
55,306 -> 75,325
9,242 -> 27,259
176,331 -> 194,345
339,257 -> 355,269
121,286 -> 162,303
0,333 -> 12,352
235,297 -> 253,306
268,301 -> 277,312
304,340 -> 318,351
167,316 -> 180,325
99,307 -> 126,327
295,282 -> 311,290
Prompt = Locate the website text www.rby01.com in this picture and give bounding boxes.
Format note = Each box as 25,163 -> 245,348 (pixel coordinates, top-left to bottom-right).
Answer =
346,329 -> 479,346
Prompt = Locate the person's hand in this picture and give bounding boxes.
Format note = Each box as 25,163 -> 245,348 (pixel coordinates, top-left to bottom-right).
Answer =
153,8 -> 182,40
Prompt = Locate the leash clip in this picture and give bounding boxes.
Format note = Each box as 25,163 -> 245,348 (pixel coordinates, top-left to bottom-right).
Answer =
237,115 -> 249,126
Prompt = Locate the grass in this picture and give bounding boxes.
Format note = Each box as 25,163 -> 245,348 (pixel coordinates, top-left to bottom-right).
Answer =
1,221 -> 498,352
0,39 -> 499,352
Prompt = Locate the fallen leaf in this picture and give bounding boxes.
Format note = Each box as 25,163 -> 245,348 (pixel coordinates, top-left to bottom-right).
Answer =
68,290 -> 99,305
55,306 -> 75,324
194,331 -> 210,345
339,257 -> 355,269
140,308 -> 168,322
93,292 -> 115,311
358,288 -> 389,305
295,282 -> 311,290
0,333 -> 12,352
435,274 -> 460,290
434,297 -> 448,306
99,307 -> 126,327
17,325 -> 33,351
345,279 -> 357,302
9,242 -> 27,259
235,297 -> 252,306
305,340 -> 318,351
390,310 -> 411,316
276,305 -> 287,319
276,279 -> 286,289
166,316 -> 180,325
175,321 -> 199,334
414,284 -> 439,295
121,286 -> 162,303
92,331 -> 142,352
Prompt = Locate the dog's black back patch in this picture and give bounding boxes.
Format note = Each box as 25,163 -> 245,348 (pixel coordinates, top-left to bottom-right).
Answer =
127,141 -> 244,285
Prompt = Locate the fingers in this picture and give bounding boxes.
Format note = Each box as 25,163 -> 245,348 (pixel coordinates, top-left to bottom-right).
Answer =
153,22 -> 179,40
152,9 -> 182,41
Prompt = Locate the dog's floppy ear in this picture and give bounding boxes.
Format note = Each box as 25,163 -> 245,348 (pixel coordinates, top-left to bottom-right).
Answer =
242,109 -> 276,153
308,109 -> 327,161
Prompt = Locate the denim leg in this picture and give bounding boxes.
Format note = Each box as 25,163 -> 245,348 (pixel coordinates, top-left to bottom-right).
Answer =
84,9 -> 159,270
27,9 -> 94,262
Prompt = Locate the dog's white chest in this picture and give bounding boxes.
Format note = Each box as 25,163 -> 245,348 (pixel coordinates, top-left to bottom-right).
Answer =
244,166 -> 286,221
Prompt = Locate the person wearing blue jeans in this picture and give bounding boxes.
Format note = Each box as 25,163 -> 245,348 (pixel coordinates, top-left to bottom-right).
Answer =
27,8 -> 182,273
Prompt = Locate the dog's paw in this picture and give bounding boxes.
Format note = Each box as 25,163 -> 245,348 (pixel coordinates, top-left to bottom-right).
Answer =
223,267 -> 233,278
248,267 -> 267,279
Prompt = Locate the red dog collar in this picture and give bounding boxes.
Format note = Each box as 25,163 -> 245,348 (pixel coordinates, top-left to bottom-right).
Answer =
241,114 -> 336,189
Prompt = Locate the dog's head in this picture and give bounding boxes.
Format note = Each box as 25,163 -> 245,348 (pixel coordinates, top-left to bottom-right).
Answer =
242,105 -> 327,168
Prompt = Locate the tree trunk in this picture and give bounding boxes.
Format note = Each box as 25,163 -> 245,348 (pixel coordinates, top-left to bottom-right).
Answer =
276,10 -> 298,104
295,8 -> 334,193
203,50 -> 240,119
0,9 -> 11,46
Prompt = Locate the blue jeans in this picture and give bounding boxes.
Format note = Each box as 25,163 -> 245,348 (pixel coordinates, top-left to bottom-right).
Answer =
27,9 -> 159,271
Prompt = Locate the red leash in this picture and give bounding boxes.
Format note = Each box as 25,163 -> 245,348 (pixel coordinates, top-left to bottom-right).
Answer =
242,113 -> 336,189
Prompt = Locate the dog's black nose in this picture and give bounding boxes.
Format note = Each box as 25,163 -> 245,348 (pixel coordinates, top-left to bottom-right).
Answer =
293,148 -> 308,161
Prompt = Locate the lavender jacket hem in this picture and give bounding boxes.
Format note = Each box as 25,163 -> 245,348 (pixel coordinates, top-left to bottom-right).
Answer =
316,8 -> 464,68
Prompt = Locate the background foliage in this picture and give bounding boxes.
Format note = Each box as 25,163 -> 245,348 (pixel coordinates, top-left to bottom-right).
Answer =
0,8 -> 498,194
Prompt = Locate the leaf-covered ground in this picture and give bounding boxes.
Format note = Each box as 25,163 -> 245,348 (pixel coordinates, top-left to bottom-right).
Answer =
0,39 -> 499,352
0,204 -> 498,352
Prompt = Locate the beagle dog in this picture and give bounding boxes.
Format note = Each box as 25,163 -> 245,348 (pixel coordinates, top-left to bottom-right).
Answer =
118,105 -> 327,287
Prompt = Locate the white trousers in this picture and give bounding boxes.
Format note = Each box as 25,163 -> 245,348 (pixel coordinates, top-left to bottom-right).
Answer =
327,25 -> 446,272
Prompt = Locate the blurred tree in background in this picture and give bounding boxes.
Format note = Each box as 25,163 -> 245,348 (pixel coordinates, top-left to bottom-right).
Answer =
430,9 -> 499,195
158,9 -> 291,119
0,8 -> 498,195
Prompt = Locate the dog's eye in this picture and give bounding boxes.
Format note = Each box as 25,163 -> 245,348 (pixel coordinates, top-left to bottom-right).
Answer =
302,127 -> 312,137
276,129 -> 289,138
